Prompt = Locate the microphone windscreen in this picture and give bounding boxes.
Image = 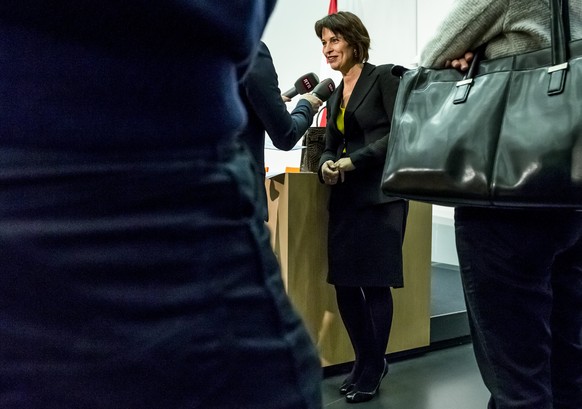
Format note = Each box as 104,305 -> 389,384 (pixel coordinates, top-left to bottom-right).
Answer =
312,78 -> 335,102
294,72 -> 319,94
281,72 -> 319,98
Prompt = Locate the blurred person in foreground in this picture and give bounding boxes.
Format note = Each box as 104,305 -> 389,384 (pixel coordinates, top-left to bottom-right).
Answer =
421,1 -> 582,408
314,11 -> 407,404
0,1 -> 322,408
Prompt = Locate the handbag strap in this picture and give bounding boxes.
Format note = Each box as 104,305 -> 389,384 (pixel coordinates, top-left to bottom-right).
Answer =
454,0 -> 569,102
549,0 -> 569,94
453,45 -> 486,104
551,0 -> 567,64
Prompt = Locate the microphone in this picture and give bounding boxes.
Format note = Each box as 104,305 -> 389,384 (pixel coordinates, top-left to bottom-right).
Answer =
282,72 -> 319,98
311,78 -> 336,102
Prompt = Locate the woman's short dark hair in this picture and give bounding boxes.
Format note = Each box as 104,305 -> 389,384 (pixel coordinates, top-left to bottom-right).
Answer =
314,11 -> 370,63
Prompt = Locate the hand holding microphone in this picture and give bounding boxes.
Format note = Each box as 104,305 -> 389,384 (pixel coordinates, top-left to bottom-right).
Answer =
300,94 -> 323,114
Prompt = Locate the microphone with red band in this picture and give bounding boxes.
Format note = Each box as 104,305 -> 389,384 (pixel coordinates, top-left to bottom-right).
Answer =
311,78 -> 335,102
282,72 -> 319,99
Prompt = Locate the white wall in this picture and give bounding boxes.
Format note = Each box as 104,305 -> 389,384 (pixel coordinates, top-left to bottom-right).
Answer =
262,0 -> 459,265
262,0 -> 420,103
416,0 -> 457,54
262,0 -> 456,103
261,0 -> 421,175
261,0 -> 458,173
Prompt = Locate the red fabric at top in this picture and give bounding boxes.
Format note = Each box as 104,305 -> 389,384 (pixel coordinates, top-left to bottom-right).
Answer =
328,0 -> 337,14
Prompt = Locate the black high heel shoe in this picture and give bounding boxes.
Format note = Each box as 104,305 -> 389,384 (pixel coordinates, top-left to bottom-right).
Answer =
345,359 -> 388,403
339,362 -> 365,395
339,377 -> 355,395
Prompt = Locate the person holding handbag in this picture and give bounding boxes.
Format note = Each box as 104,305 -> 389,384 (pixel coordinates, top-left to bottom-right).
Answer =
420,1 -> 582,408
315,11 -> 407,404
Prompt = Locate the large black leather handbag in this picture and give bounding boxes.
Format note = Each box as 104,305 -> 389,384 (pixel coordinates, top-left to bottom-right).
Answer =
382,0 -> 582,208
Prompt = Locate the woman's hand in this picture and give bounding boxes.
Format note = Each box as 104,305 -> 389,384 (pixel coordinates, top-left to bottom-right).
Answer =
334,157 -> 355,182
445,51 -> 474,72
321,160 -> 340,185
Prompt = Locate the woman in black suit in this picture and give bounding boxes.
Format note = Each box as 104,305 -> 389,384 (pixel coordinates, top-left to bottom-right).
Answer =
315,11 -> 408,404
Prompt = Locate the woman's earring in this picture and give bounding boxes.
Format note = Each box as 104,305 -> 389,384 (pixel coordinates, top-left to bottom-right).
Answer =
354,49 -> 358,58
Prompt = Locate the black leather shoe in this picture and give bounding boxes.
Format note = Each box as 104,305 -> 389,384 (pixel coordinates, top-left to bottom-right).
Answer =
345,388 -> 377,403
345,360 -> 388,404
339,365 -> 361,395
339,379 -> 355,395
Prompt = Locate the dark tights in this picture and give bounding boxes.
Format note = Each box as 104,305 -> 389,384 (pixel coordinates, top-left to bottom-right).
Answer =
335,285 -> 393,388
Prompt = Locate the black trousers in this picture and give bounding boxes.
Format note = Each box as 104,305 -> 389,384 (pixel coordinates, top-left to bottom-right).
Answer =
455,207 -> 582,409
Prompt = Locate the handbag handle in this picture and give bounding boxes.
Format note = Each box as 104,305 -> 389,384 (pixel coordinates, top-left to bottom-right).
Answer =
551,0 -> 568,63
548,0 -> 568,94
453,45 -> 485,104
454,0 -> 569,104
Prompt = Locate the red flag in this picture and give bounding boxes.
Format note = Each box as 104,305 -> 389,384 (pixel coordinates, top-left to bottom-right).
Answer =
328,0 -> 337,14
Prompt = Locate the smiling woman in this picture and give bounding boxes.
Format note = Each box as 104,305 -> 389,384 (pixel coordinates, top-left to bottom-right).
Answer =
312,11 -> 408,404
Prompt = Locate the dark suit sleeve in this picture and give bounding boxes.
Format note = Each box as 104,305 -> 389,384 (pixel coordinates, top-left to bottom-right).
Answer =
241,43 -> 315,151
349,65 -> 400,169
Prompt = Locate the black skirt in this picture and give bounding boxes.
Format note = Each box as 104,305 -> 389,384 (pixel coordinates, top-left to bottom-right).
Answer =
327,200 -> 408,288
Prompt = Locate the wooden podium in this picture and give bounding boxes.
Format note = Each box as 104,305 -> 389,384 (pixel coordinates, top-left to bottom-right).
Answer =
266,172 -> 432,367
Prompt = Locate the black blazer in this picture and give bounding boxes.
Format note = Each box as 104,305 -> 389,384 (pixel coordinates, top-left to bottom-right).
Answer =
318,62 -> 401,209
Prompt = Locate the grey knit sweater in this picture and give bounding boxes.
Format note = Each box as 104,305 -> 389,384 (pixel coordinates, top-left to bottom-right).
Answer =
421,0 -> 582,68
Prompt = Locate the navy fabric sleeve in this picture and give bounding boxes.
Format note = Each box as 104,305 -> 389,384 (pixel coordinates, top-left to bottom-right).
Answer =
241,42 -> 314,151
0,1 -> 277,152
0,0 -> 276,60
